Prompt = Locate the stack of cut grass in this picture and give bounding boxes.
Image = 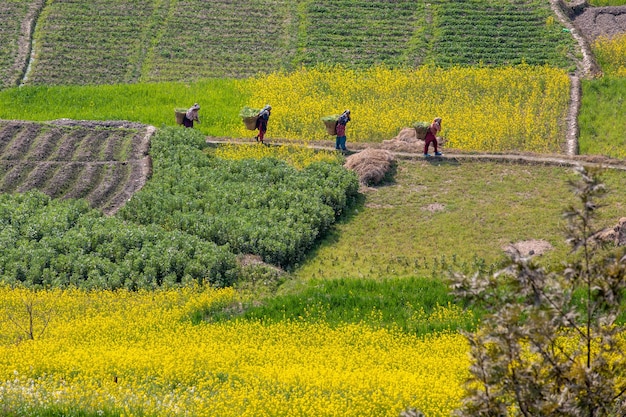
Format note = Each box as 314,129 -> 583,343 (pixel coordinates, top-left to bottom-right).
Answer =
412,121 -> 430,140
344,148 -> 396,186
175,108 -> 187,125
240,106 -> 261,130
321,114 -> 341,135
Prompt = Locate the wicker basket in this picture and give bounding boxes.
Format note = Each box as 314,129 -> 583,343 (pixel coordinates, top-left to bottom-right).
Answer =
413,123 -> 429,140
243,116 -> 259,130
175,108 -> 187,125
323,120 -> 338,135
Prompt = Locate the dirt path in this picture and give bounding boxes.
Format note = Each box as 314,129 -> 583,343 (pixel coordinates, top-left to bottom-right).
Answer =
12,0 -> 45,87
206,137 -> 626,172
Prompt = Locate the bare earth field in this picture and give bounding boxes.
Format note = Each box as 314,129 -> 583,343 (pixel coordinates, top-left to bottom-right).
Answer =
574,5 -> 626,41
0,119 -> 153,215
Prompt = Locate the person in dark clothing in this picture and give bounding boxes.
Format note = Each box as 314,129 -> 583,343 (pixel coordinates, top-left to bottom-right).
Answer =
335,109 -> 351,151
183,103 -> 200,128
255,105 -> 271,144
423,117 -> 442,157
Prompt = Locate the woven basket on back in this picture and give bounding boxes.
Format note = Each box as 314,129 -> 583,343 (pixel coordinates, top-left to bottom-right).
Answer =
243,116 -> 259,130
323,120 -> 338,135
413,123 -> 429,140
175,109 -> 187,125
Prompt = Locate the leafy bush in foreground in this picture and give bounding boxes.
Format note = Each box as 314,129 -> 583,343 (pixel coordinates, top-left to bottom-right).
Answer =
0,192 -> 237,289
118,127 -> 359,267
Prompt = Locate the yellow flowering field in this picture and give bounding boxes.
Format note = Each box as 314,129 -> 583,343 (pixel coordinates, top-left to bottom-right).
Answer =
593,34 -> 626,77
238,66 -> 570,153
0,286 -> 470,417
214,143 -> 342,169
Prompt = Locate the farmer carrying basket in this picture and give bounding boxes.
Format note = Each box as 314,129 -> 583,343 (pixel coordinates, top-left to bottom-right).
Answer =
335,110 -> 350,151
254,105 -> 271,144
182,103 -> 200,128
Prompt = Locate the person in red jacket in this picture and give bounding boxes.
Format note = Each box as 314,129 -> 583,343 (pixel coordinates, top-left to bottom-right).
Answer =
424,117 -> 442,157
335,109 -> 351,151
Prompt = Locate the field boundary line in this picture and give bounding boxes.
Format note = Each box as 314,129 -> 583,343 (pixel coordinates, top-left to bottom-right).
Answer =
14,0 -> 46,87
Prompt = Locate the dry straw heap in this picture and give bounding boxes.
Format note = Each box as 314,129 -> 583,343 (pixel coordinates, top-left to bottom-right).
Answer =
344,148 -> 396,186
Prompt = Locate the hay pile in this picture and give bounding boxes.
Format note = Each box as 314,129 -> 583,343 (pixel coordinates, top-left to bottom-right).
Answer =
344,148 -> 395,186
381,127 -> 423,153
381,126 -> 446,153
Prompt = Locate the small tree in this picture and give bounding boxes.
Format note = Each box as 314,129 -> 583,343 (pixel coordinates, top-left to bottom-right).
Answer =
3,291 -> 53,343
449,166 -> 626,417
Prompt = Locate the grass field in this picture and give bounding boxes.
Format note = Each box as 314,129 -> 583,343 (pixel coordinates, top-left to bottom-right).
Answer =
292,159 -> 626,281
0,79 -> 247,137
588,0 -> 626,5
579,76 -> 626,158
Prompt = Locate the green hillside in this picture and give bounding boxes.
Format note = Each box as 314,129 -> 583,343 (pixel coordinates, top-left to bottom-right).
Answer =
1,0 -> 578,87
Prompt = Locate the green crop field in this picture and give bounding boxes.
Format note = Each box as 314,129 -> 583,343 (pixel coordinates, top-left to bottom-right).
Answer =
3,0 -> 579,87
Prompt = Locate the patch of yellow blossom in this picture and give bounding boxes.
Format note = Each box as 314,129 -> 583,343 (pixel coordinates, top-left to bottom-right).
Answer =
0,286 -> 469,417
214,143 -> 342,169
237,65 -> 570,153
593,34 -> 626,77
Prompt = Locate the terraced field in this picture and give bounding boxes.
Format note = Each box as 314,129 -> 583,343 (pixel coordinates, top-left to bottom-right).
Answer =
0,120 -> 152,214
144,0 -> 295,81
298,0 -> 426,67
28,0 -> 156,85
2,0 -> 579,86
429,0 -> 575,67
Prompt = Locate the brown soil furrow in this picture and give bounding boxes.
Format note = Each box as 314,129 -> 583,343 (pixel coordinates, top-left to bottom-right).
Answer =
0,162 -> 36,193
50,129 -> 88,161
87,162 -> 130,211
42,162 -> 83,198
63,163 -> 103,200
0,120 -> 155,216
16,161 -> 60,193
25,127 -> 64,161
129,126 -> 153,159
0,122 -> 23,155
1,122 -> 42,161
101,131 -> 125,160
74,130 -> 109,161
0,161 -> 13,178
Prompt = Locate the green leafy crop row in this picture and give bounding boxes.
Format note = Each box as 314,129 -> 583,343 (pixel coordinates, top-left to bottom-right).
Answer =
0,191 -> 238,289
118,127 -> 360,267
